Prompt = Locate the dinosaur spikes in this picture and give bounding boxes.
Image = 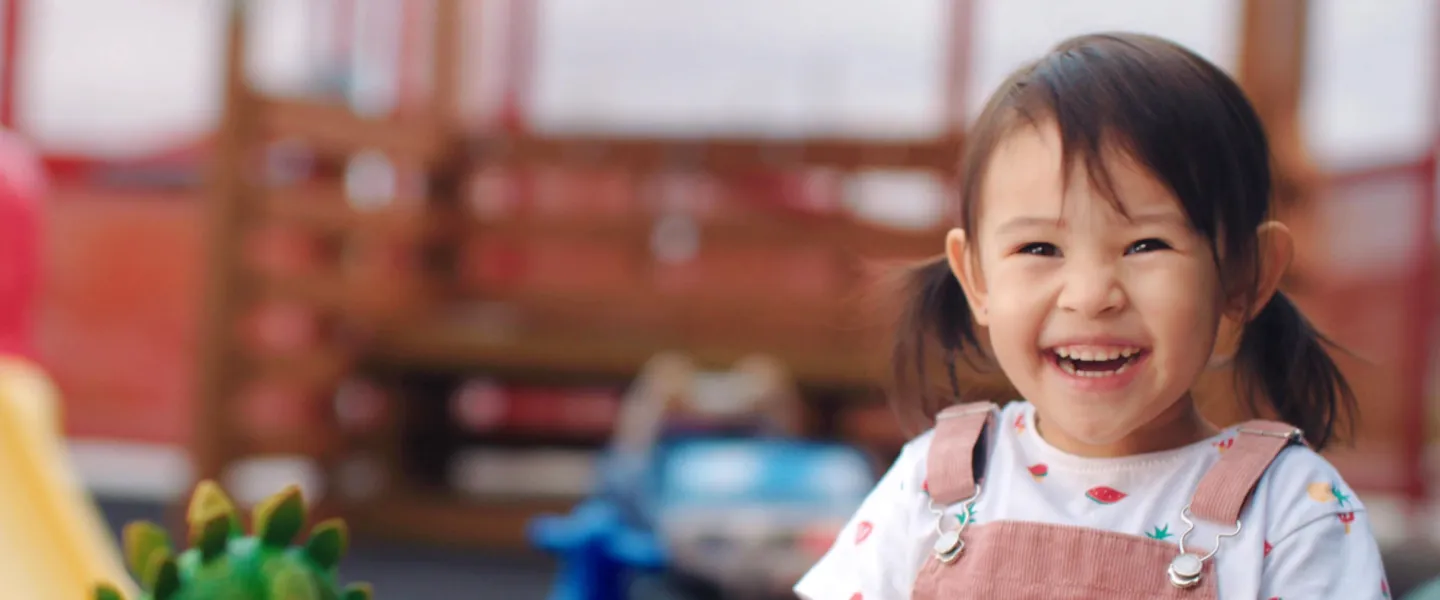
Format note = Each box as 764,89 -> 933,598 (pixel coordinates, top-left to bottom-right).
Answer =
138,545 -> 176,594
197,513 -> 233,562
187,480 -> 235,524
304,518 -> 349,570
122,521 -> 171,580
147,553 -> 181,600
187,479 -> 240,544
111,480 -> 368,599
270,562 -> 320,599
342,582 -> 374,600
254,484 -> 307,548
93,583 -> 126,600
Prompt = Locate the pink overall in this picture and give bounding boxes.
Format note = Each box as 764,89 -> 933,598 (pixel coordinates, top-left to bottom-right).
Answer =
912,402 -> 1303,600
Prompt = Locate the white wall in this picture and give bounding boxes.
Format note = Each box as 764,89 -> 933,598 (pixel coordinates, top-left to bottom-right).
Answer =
4,0 -> 1433,168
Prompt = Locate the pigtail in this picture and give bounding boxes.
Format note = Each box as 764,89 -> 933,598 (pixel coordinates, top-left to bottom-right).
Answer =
889,256 -> 988,431
1232,291 -> 1357,451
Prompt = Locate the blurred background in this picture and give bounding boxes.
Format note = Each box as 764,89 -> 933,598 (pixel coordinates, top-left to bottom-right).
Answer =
0,0 -> 1434,598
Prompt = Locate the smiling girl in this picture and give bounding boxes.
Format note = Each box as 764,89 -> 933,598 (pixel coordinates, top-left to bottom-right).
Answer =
795,33 -> 1387,599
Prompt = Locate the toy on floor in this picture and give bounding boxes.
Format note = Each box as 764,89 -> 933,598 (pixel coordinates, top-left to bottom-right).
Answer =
530,353 -> 876,600
93,480 -> 373,600
1410,576 -> 1440,600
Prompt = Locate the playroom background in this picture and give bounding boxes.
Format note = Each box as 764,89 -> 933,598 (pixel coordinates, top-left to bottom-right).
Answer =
0,0 -> 1436,598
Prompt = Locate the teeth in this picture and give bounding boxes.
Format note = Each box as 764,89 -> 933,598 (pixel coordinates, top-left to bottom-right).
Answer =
1053,345 -> 1142,378
1053,345 -> 1141,361
1057,357 -> 1135,378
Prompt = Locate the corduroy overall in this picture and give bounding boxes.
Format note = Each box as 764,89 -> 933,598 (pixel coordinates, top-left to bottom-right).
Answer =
911,402 -> 1303,600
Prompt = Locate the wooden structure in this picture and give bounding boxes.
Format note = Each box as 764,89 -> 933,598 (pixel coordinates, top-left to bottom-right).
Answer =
196,0 -> 976,548
195,0 -> 1430,549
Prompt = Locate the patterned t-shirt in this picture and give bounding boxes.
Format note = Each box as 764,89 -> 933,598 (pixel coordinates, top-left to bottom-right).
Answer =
794,401 -> 1390,599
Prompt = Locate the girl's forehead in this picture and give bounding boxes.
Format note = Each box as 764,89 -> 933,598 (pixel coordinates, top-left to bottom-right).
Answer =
977,125 -> 1182,228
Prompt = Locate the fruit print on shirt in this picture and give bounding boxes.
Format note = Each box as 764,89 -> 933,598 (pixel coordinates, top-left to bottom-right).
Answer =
1337,512 -> 1356,534
1145,524 -> 1173,541
855,521 -> 873,544
1213,437 -> 1234,452
1085,486 -> 1127,504
1306,481 -> 1352,506
1264,540 -> 1273,557
1027,463 -> 1048,481
1013,412 -> 1026,434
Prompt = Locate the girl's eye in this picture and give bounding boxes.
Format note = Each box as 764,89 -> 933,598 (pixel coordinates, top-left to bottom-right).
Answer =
1126,238 -> 1171,254
1018,242 -> 1059,257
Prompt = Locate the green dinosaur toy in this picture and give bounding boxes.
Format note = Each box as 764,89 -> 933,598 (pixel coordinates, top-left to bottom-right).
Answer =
92,480 -> 373,600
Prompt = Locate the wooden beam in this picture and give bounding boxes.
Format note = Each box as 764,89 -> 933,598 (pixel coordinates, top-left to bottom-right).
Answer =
1235,0 -> 1318,211
259,183 -> 433,239
194,0 -> 260,483
467,134 -> 962,173
262,98 -> 444,164
468,214 -> 942,259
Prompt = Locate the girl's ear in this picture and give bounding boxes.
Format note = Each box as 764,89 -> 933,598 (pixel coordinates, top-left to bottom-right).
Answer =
945,228 -> 989,326
1246,220 -> 1295,319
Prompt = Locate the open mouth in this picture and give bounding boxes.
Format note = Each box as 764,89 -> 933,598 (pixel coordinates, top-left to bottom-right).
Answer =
1049,346 -> 1147,378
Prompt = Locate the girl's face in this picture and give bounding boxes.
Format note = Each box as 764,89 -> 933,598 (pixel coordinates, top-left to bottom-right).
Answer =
948,123 -> 1226,457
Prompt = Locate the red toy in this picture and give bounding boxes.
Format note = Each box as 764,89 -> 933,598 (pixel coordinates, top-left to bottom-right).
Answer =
0,128 -> 45,361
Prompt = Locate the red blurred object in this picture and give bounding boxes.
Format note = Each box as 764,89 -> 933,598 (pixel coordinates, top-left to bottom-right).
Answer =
0,129 -> 47,361
452,378 -> 509,431
334,378 -> 391,433
451,379 -> 622,436
236,381 -> 315,436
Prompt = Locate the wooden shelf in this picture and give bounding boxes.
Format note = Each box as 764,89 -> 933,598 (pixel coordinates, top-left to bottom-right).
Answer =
346,492 -> 579,550
259,183 -> 435,240
366,314 -> 890,389
260,98 -> 444,164
466,133 -> 963,173
236,429 -> 339,458
469,213 -> 943,260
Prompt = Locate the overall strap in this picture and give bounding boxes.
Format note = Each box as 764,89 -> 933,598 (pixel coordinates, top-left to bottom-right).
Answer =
925,402 -> 997,505
1189,420 -> 1305,524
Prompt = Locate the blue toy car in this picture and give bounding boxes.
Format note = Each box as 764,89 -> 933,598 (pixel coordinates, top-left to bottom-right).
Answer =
529,354 -> 879,600
530,437 -> 876,600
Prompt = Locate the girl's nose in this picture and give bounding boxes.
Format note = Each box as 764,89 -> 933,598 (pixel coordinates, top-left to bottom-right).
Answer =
1056,259 -> 1127,316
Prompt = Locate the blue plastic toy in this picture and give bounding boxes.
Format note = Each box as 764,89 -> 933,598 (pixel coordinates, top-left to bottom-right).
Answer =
528,354 -> 877,600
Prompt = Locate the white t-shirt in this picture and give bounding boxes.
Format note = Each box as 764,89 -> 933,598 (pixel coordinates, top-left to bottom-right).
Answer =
795,401 -> 1391,599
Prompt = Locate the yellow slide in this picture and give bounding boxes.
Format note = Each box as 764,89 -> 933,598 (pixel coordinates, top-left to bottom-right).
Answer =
0,357 -> 137,599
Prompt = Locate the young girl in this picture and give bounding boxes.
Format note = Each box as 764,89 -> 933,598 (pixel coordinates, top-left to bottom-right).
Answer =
796,33 -> 1388,599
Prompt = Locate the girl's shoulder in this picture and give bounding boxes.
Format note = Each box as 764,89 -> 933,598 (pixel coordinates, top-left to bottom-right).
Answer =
1252,441 -> 1367,540
887,400 -> 1022,487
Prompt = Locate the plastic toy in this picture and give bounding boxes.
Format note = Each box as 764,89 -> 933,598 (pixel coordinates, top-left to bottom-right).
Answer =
1410,576 -> 1440,600
92,480 -> 373,600
529,353 -> 875,600
0,127 -> 45,361
0,133 -> 142,598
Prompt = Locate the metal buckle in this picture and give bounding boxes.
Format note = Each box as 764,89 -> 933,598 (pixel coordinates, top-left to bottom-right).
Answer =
935,404 -> 994,420
1167,505 -> 1242,588
1235,426 -> 1304,444
930,484 -> 982,564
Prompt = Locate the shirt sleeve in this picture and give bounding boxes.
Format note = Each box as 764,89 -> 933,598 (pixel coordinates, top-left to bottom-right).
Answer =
1258,505 -> 1390,599
794,436 -> 930,600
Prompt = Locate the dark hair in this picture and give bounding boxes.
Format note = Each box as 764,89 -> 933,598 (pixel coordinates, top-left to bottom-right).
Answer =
891,32 -> 1356,450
